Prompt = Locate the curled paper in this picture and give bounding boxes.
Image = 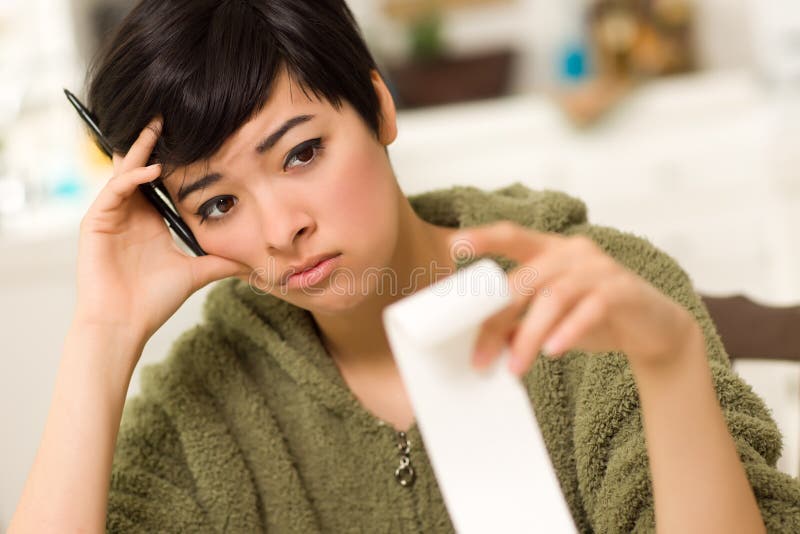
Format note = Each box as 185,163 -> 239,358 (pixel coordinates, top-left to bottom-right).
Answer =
383,258 -> 577,533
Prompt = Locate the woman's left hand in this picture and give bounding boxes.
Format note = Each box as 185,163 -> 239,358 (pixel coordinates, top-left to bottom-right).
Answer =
450,221 -> 704,376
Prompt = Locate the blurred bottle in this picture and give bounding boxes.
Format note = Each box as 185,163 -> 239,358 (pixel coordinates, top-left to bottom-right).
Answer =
528,0 -> 593,90
557,0 -> 592,85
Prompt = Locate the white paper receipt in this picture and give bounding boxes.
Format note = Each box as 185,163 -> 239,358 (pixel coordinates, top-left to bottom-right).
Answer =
382,258 -> 577,533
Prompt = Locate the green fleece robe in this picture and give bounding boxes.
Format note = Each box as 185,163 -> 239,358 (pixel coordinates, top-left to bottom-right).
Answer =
106,182 -> 800,533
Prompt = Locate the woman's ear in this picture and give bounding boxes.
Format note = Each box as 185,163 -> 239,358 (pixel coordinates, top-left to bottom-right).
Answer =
370,69 -> 398,146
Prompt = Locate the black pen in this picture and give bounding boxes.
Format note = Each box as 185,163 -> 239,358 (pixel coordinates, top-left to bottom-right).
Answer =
63,89 -> 206,256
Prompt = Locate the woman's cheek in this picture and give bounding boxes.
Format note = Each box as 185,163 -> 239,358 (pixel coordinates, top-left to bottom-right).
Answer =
332,146 -> 396,231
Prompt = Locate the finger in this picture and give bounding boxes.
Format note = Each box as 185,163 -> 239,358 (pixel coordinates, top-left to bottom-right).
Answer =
529,293 -> 610,366
506,243 -> 610,366
90,164 -> 163,214
112,152 -> 124,175
472,254 -> 560,368
190,255 -> 248,291
449,221 -> 559,265
118,116 -> 163,174
472,297 -> 528,369
508,271 -> 595,375
471,234 -> 584,369
505,240 -> 578,302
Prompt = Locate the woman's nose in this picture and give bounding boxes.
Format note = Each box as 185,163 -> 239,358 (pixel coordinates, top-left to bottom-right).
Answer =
258,197 -> 315,252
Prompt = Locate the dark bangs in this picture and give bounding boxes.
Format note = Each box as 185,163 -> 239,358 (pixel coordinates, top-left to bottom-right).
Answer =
84,0 -> 381,175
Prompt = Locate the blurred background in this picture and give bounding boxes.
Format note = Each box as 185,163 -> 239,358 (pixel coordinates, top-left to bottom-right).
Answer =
1,0 -> 799,527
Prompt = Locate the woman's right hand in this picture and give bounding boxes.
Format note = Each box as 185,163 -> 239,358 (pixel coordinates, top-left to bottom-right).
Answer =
74,116 -> 245,352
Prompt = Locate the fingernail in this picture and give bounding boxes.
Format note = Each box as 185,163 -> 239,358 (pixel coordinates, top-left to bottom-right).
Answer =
543,335 -> 560,354
508,356 -> 525,376
147,118 -> 163,135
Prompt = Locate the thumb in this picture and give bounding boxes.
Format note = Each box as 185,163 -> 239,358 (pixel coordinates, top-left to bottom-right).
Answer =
190,254 -> 246,290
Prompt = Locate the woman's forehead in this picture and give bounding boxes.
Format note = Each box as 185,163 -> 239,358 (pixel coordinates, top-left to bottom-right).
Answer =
161,83 -> 341,193
199,75 -> 337,159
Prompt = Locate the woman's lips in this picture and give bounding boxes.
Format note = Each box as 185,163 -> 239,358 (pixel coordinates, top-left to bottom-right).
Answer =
284,253 -> 342,290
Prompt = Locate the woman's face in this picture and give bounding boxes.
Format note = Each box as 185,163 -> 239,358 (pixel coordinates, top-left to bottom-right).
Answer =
162,68 -> 402,313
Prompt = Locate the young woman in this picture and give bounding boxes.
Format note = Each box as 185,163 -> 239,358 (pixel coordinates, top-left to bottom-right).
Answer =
10,1 -> 800,532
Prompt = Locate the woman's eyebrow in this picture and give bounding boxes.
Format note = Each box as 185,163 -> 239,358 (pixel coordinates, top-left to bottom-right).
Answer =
176,114 -> 315,204
255,114 -> 314,153
177,172 -> 223,204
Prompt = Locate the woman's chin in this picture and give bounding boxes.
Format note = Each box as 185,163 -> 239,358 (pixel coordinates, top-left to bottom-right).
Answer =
291,286 -> 373,315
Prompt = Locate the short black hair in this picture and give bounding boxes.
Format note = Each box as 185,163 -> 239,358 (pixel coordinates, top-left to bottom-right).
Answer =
85,0 -> 382,175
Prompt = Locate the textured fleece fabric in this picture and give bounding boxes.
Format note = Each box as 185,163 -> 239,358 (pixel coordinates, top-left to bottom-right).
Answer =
106,182 -> 800,533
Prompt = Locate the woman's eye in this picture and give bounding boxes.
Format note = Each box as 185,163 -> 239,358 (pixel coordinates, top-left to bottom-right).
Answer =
284,138 -> 324,171
195,196 -> 237,224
